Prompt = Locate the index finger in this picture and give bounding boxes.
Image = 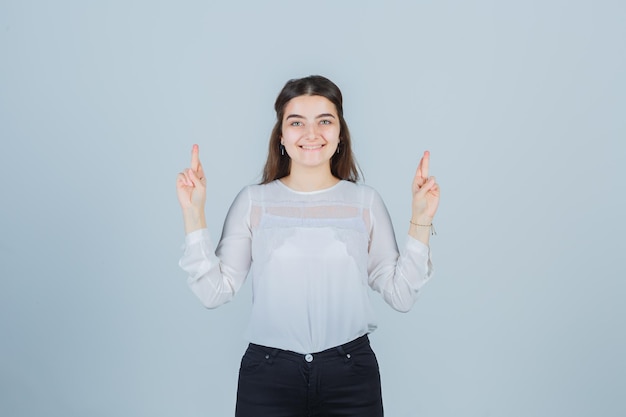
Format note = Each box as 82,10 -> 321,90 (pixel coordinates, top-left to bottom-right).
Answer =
191,144 -> 200,171
419,150 -> 430,179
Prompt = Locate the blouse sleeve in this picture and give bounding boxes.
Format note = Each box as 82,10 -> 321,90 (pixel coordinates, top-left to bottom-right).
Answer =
367,189 -> 433,312
178,186 -> 252,309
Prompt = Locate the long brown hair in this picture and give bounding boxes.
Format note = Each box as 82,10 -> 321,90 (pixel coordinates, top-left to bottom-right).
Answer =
261,75 -> 361,184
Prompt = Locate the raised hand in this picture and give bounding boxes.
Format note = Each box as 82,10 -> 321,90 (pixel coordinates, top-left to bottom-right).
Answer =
176,144 -> 207,233
411,151 -> 440,224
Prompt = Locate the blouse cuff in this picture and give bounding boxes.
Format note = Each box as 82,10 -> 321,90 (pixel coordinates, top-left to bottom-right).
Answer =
185,228 -> 211,246
405,234 -> 431,256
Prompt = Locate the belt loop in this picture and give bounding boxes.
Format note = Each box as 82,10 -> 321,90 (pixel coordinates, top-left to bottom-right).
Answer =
336,345 -> 351,363
265,348 -> 279,364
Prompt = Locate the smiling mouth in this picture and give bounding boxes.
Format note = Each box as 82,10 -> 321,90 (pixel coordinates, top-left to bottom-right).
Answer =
300,145 -> 324,150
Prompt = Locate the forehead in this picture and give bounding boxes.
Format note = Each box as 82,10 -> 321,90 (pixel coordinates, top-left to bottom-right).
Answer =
283,95 -> 338,117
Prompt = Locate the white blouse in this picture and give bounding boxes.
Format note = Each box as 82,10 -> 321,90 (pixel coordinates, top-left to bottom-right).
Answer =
179,180 -> 433,354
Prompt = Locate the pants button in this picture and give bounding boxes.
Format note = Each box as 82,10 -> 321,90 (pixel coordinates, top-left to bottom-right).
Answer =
305,354 -> 313,363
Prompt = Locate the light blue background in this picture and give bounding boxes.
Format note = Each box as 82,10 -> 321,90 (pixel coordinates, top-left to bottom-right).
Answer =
1,1 -> 624,416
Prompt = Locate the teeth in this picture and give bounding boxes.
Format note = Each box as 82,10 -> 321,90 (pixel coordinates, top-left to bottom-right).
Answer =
301,145 -> 323,150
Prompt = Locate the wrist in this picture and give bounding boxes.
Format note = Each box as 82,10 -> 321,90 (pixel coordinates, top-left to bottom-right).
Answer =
182,205 -> 205,215
410,215 -> 433,225
409,218 -> 437,237
182,207 -> 207,233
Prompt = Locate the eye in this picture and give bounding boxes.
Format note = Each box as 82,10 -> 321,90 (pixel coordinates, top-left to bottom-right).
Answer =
320,119 -> 332,125
290,121 -> 303,127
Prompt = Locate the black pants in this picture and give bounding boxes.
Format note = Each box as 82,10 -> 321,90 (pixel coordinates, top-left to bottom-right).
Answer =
235,335 -> 384,417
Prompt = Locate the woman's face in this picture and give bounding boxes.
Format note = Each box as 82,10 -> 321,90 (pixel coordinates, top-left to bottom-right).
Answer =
281,95 -> 340,172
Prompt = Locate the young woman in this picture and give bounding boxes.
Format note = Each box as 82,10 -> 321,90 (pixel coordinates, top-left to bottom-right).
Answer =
176,75 -> 440,416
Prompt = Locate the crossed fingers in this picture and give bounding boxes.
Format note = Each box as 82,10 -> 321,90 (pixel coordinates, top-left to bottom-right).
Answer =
179,144 -> 205,187
413,150 -> 431,190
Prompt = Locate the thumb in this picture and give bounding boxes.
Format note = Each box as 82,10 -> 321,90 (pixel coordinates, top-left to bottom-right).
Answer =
187,168 -> 204,187
415,176 -> 436,198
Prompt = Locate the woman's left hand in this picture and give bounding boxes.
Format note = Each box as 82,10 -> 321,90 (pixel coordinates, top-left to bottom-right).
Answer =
411,151 -> 440,223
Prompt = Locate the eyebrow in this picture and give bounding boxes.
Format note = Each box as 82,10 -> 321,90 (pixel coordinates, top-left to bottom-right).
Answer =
285,113 -> 336,120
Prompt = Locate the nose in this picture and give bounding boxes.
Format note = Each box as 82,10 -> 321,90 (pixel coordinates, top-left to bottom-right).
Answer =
304,123 -> 318,140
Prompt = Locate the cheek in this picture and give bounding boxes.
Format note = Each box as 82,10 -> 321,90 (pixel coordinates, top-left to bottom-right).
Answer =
281,125 -> 294,139
326,128 -> 341,141
281,130 -> 298,145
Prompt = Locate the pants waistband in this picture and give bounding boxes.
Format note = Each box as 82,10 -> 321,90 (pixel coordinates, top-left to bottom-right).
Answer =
248,334 -> 370,362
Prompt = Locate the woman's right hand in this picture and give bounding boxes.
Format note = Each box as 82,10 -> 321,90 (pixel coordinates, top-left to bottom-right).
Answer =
177,144 -> 207,232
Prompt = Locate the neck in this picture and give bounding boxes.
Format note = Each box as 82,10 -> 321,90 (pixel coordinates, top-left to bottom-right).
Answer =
280,166 -> 340,192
